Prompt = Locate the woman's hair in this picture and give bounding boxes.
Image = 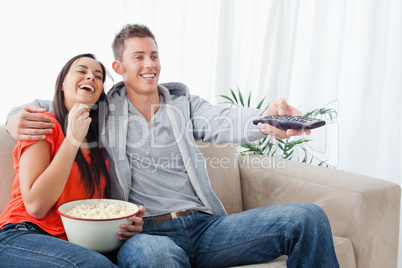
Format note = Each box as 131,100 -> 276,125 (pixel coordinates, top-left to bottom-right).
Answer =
53,53 -> 111,198
112,23 -> 157,62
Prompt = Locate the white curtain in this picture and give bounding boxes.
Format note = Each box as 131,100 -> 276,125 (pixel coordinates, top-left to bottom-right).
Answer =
0,0 -> 401,264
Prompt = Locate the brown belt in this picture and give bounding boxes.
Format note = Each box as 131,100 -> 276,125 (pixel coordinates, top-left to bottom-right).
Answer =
143,210 -> 210,226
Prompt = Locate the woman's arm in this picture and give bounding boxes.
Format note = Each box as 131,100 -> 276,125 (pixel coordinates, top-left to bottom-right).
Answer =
19,139 -> 80,219
19,104 -> 91,219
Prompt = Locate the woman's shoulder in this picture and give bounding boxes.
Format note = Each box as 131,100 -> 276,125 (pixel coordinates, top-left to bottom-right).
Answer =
37,112 -> 62,129
25,112 -> 63,142
13,113 -> 62,162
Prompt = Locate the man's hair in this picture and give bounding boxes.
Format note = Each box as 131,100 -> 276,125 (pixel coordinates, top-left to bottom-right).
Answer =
112,23 -> 156,61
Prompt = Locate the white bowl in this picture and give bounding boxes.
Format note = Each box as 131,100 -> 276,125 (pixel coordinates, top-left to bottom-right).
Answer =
57,199 -> 139,253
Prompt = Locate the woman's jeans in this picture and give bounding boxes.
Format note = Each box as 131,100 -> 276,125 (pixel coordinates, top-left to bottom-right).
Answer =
118,203 -> 340,268
0,222 -> 118,267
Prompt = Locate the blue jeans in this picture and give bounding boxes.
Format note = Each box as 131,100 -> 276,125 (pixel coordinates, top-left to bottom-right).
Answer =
0,222 -> 118,267
117,203 -> 339,268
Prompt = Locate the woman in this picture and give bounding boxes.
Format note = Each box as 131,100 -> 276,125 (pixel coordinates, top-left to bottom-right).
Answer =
0,54 -> 118,267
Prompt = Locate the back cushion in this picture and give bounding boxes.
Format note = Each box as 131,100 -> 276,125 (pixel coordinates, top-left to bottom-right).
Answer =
197,141 -> 243,214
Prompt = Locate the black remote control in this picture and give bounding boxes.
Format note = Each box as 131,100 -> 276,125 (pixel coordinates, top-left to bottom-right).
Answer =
253,115 -> 326,130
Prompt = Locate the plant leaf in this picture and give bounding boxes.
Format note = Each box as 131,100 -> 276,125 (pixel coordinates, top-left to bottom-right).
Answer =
256,96 -> 266,109
218,95 -> 235,105
230,88 -> 238,104
237,87 -> 244,107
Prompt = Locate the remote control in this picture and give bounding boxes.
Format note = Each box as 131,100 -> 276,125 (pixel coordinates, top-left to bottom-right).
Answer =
253,115 -> 326,130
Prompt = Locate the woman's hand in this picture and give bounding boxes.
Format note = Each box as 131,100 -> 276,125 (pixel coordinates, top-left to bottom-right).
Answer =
66,104 -> 91,147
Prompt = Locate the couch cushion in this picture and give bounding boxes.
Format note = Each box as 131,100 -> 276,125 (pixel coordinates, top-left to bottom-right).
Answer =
197,141 -> 243,214
229,236 -> 355,268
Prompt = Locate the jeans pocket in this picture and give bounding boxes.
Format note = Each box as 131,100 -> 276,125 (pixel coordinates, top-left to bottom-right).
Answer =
0,223 -> 21,233
2,222 -> 49,235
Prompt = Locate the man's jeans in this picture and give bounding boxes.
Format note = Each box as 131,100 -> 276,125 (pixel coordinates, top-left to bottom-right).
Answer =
118,203 -> 340,268
0,222 -> 118,267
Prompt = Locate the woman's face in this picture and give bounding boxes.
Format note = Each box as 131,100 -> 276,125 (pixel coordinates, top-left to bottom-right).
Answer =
62,57 -> 104,111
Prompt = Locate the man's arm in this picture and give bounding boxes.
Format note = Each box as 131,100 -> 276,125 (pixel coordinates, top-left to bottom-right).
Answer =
190,96 -> 309,144
6,100 -> 55,141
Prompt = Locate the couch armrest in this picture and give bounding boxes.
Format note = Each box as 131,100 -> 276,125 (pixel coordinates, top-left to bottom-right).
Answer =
238,154 -> 400,268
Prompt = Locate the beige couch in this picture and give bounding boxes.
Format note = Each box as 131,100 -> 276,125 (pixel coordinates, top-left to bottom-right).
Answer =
0,124 -> 400,267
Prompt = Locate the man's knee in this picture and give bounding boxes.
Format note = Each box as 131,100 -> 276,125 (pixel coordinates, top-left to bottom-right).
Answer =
298,203 -> 328,222
290,203 -> 332,234
117,234 -> 189,268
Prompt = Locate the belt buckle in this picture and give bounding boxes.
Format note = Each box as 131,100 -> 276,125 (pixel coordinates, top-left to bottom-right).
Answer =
170,210 -> 187,219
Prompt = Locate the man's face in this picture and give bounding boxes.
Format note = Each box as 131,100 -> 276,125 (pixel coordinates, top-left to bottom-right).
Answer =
115,37 -> 161,96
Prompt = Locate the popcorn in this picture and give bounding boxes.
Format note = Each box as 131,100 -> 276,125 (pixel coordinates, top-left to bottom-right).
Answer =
65,202 -> 136,219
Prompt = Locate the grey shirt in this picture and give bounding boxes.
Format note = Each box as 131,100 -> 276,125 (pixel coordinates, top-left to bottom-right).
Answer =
126,95 -> 211,216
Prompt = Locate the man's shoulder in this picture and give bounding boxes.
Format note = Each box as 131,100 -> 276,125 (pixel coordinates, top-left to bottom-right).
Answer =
159,82 -> 189,97
107,81 -> 126,100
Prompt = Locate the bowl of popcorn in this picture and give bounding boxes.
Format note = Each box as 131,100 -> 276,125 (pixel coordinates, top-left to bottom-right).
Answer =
57,199 -> 139,253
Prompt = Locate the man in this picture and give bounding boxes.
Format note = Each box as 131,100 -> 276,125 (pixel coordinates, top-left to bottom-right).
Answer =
6,24 -> 339,267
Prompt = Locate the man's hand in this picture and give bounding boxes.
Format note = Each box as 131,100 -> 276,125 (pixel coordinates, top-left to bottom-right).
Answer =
6,105 -> 55,141
118,206 -> 146,241
258,98 -> 311,139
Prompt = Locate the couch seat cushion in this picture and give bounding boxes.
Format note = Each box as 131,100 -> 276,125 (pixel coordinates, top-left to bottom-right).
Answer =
229,236 -> 355,268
